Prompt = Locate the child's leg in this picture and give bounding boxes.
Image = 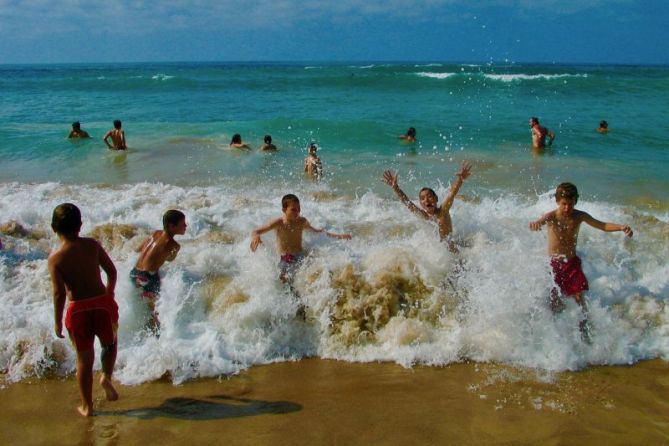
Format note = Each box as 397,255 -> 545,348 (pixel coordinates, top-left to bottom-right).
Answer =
100,342 -> 118,401
573,293 -> 592,343
75,348 -> 95,416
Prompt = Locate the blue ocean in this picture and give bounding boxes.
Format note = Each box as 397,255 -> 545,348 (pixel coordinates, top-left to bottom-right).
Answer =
0,62 -> 667,384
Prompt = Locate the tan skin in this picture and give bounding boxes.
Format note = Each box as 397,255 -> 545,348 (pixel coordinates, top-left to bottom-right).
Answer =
250,200 -> 351,281
529,119 -> 555,149
134,219 -> 187,327
48,232 -> 118,417
383,162 -> 472,241
529,197 -> 633,306
304,147 -> 322,178
103,127 -> 127,150
68,129 -> 90,139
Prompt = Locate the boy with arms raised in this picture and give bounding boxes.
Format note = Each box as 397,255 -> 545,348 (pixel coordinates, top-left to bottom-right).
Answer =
383,162 -> 472,244
529,182 -> 633,339
48,203 -> 119,417
250,194 -> 351,285
131,210 -> 187,330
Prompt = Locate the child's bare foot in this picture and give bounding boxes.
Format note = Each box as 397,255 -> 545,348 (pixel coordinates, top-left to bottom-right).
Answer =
77,404 -> 94,417
100,375 -> 119,401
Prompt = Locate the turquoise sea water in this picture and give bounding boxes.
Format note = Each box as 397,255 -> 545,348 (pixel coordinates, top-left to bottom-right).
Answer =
0,62 -> 667,383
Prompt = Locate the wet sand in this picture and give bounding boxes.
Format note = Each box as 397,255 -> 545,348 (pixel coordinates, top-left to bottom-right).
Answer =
1,359 -> 667,445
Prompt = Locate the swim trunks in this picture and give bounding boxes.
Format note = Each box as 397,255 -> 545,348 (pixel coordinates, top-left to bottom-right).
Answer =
279,253 -> 305,281
65,293 -> 118,352
550,255 -> 589,296
130,267 -> 161,299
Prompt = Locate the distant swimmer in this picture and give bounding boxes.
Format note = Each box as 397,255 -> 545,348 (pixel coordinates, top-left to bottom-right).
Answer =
68,121 -> 90,139
103,120 -> 127,150
230,133 -> 251,150
529,182 -> 633,342
597,120 -> 609,134
529,117 -> 555,149
399,127 -> 417,142
48,203 -> 119,416
304,143 -> 323,179
131,210 -> 187,332
383,162 -> 472,247
260,135 -> 278,151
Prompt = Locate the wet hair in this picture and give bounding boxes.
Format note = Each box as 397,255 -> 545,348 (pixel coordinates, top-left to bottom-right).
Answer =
51,203 -> 82,235
555,182 -> 579,203
231,134 -> 242,144
407,127 -> 416,137
281,194 -> 300,210
599,120 -> 608,128
419,187 -> 438,200
72,121 -> 81,129
264,135 -> 272,144
309,143 -> 318,153
163,209 -> 186,230
113,120 -> 122,129
530,117 -> 539,125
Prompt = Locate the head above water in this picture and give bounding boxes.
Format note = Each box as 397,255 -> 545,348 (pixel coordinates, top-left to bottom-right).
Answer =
281,194 -> 300,210
529,117 -> 539,126
309,143 -> 318,154
163,209 -> 186,231
72,121 -> 81,130
113,120 -> 122,129
555,182 -> 579,204
231,134 -> 242,144
599,120 -> 608,128
51,203 -> 82,235
406,127 -> 416,137
264,135 -> 272,144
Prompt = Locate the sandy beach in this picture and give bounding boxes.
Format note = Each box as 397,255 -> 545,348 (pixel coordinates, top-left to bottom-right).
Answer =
1,359 -> 667,445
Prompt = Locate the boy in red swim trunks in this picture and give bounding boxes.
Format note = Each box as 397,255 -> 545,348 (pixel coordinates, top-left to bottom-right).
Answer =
529,183 -> 633,339
48,203 -> 119,417
250,194 -> 351,285
131,210 -> 187,331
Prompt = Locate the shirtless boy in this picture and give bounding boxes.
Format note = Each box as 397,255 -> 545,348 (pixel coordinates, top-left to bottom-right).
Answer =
529,117 -> 555,149
383,162 -> 472,244
529,182 -> 633,338
230,133 -> 251,149
260,135 -> 278,151
399,127 -> 417,142
103,120 -> 127,150
48,203 -> 119,417
68,121 -> 90,139
597,120 -> 609,134
250,194 -> 351,284
130,210 -> 187,330
304,143 -> 323,179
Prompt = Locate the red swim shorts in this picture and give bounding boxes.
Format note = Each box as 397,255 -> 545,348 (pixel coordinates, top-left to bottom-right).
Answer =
550,256 -> 589,296
65,293 -> 119,352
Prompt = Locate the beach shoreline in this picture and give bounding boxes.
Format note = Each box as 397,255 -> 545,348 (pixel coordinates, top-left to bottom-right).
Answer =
2,358 -> 667,445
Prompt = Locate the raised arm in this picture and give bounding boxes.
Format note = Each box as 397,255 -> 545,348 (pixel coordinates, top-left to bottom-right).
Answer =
48,256 -> 67,339
250,218 -> 282,252
97,242 -> 117,295
580,212 -> 633,237
529,210 -> 555,231
441,162 -> 472,211
382,170 -> 425,217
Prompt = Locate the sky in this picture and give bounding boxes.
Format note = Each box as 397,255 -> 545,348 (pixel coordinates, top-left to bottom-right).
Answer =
0,0 -> 667,64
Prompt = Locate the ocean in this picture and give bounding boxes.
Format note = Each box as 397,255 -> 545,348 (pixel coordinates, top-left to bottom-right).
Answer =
0,62 -> 667,384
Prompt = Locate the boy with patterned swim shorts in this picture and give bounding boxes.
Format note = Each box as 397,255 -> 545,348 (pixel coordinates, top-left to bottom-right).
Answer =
250,194 -> 351,285
48,203 -> 119,417
529,183 -> 633,340
131,210 -> 187,331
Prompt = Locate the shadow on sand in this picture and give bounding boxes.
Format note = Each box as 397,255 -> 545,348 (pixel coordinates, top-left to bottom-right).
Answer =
101,395 -> 301,421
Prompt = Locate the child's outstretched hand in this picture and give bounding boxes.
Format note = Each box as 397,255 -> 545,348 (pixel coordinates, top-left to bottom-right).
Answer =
621,225 -> 633,237
457,162 -> 472,180
250,234 -> 263,252
383,170 -> 398,188
528,220 -> 543,231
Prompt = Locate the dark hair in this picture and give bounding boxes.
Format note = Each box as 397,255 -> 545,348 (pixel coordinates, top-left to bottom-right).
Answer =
163,209 -> 186,230
231,134 -> 242,144
555,182 -> 579,203
72,121 -> 81,129
407,127 -> 416,137
599,120 -> 608,128
530,117 -> 539,125
51,203 -> 82,235
309,143 -> 317,152
419,187 -> 438,200
281,194 -> 300,210
264,135 -> 272,144
113,120 -> 122,129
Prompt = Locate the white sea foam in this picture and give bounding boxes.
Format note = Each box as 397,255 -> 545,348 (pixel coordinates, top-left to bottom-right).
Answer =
152,74 -> 174,81
415,72 -> 457,79
0,182 -> 666,384
483,73 -> 588,82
